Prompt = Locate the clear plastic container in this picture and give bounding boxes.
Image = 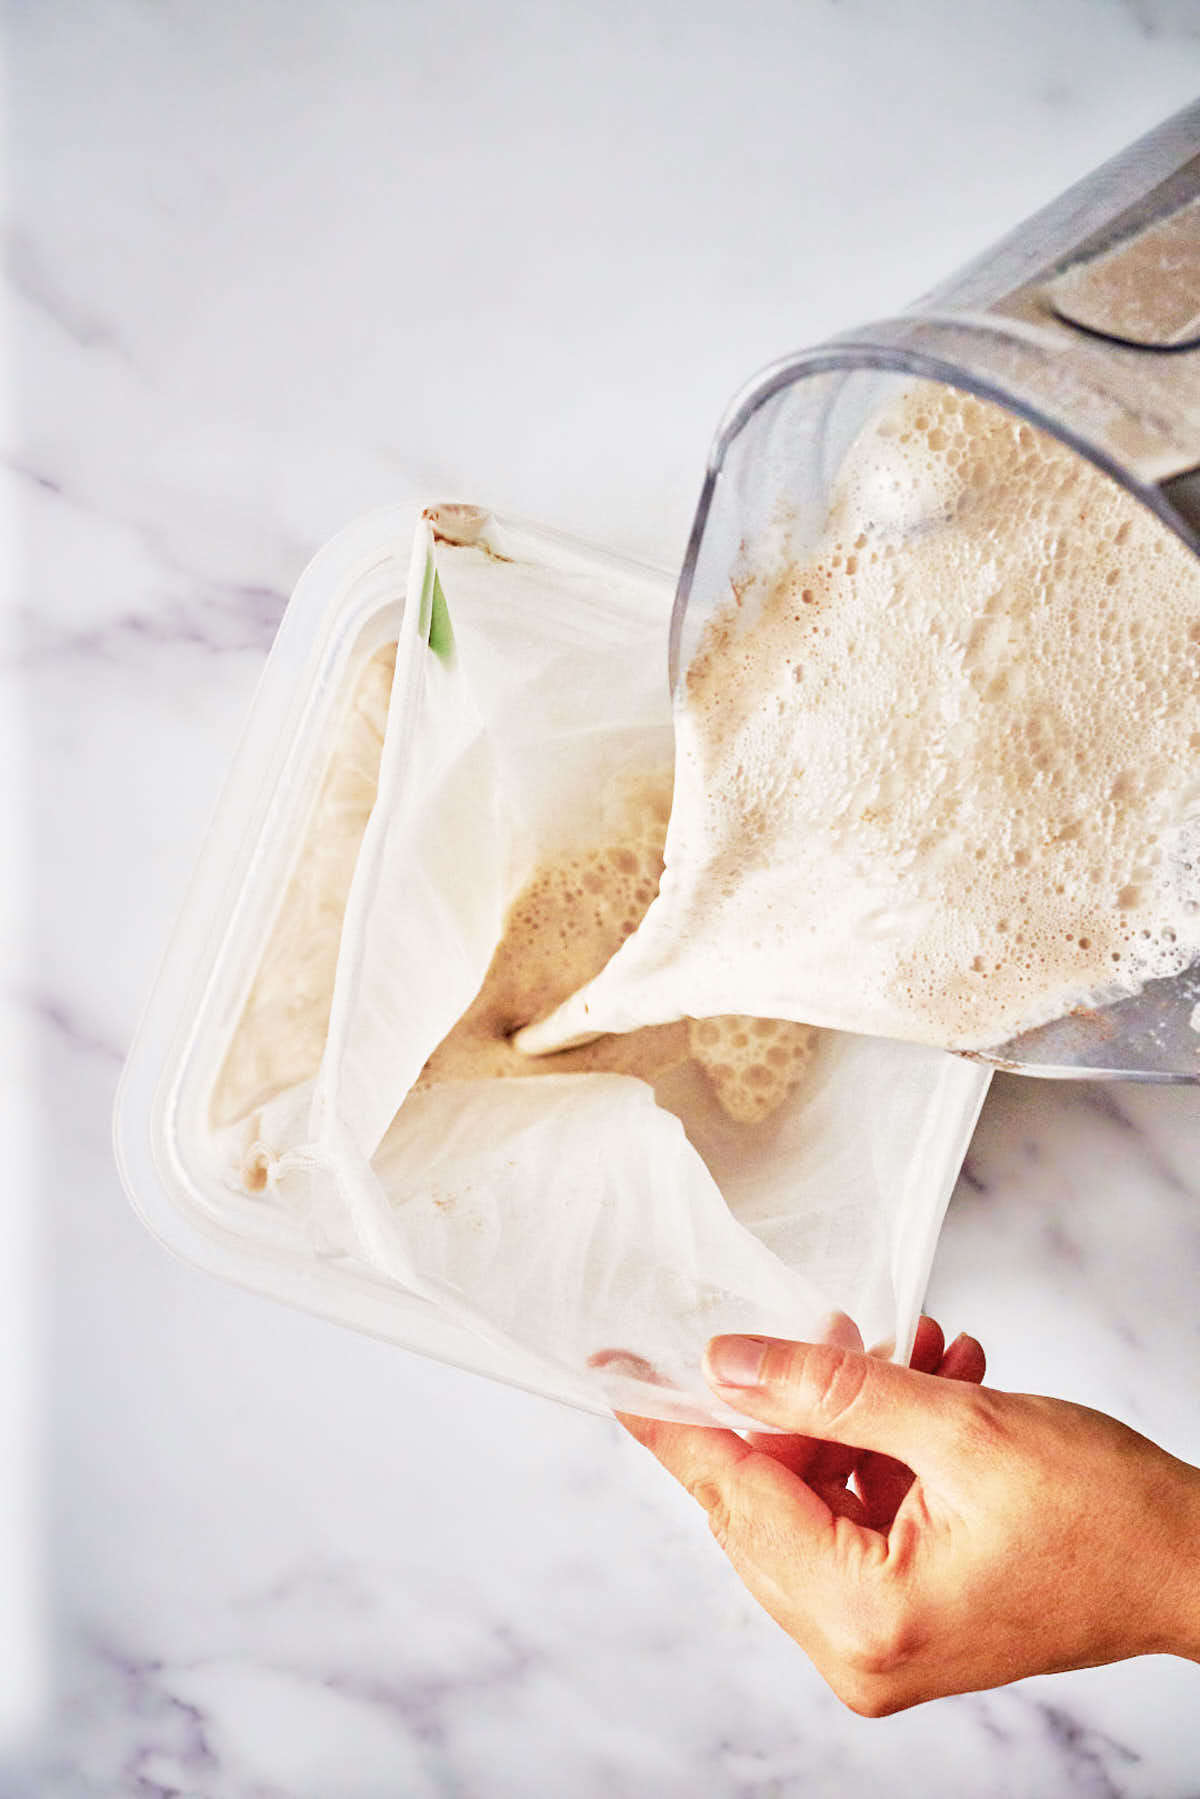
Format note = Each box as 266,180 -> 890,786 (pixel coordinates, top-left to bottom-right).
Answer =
114,504 -> 990,1417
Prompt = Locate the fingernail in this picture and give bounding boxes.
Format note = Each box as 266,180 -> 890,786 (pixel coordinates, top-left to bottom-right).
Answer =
706,1335 -> 771,1388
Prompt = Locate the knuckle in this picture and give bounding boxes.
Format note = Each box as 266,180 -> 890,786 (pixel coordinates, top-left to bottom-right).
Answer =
948,1384 -> 1011,1461
682,1440 -> 759,1552
797,1343 -> 873,1432
705,1501 -> 734,1553
686,1476 -> 733,1549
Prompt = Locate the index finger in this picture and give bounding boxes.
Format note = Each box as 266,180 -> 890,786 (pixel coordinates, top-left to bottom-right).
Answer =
615,1408 -> 892,1662
614,1410 -> 836,1545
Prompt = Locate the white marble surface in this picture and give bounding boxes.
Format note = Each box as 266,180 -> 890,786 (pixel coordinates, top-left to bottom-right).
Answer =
4,1 -> 1200,1792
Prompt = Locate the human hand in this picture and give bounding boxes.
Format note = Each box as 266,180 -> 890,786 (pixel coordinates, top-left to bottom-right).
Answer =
617,1319 -> 1200,1714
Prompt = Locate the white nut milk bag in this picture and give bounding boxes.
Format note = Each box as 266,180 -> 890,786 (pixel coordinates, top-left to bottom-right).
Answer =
295,508 -> 989,1424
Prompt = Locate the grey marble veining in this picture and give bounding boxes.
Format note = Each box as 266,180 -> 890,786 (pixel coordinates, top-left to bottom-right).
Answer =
4,2 -> 1200,1793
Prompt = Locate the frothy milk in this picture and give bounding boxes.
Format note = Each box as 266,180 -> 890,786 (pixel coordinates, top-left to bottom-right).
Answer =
215,688 -> 817,1141
518,385 -> 1200,1055
419,771 -> 819,1126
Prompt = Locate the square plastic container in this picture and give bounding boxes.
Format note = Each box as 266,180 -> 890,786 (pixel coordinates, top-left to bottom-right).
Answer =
114,503 -> 991,1418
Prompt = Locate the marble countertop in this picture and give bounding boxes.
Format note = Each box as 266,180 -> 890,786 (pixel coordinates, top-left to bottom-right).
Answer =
5,2 -> 1200,1793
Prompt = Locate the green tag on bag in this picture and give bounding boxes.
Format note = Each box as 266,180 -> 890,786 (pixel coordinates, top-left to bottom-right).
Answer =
428,570 -> 454,661
418,552 -> 455,663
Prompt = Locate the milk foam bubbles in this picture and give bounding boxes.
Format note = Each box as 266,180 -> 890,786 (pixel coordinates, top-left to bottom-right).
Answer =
518,384 -> 1200,1056
215,697 -> 819,1140
419,769 -> 819,1124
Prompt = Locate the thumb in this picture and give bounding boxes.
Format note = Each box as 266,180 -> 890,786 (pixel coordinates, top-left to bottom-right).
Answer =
704,1334 -> 974,1471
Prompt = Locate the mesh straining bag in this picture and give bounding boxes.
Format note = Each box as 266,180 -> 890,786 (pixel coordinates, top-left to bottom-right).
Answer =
248,510 -> 988,1425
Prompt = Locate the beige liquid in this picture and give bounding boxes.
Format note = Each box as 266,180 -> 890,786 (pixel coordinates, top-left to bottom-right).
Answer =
519,383 -> 1200,1056
213,644 -> 396,1128
213,658 -> 816,1135
418,772 -> 818,1125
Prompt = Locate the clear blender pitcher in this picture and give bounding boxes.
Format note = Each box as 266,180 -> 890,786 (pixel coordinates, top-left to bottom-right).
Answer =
672,101 -> 1200,1083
